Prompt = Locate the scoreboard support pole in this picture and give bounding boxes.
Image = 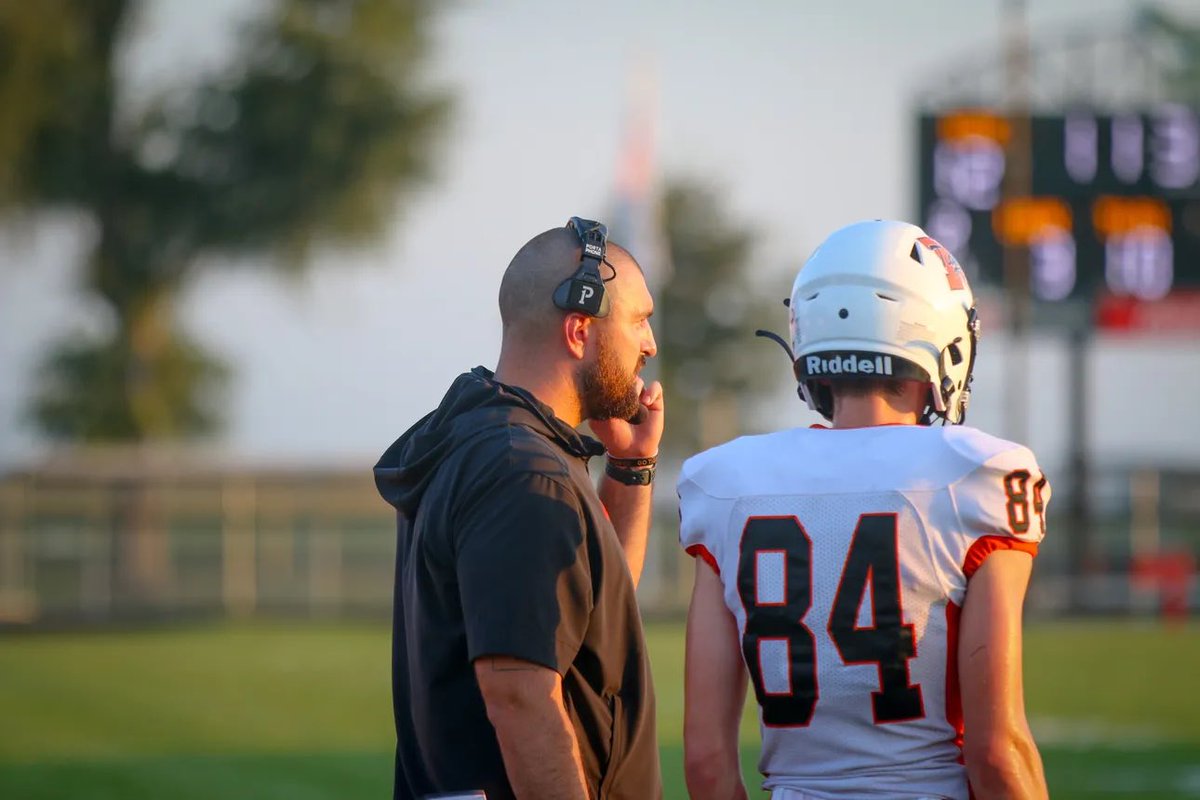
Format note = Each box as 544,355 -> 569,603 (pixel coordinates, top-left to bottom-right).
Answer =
1065,323 -> 1093,612
1002,0 -> 1033,448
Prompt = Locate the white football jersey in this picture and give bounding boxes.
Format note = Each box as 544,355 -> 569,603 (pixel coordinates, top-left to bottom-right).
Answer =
678,424 -> 1049,800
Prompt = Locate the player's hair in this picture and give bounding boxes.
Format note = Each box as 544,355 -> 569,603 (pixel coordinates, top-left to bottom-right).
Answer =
828,378 -> 909,400
498,227 -> 578,335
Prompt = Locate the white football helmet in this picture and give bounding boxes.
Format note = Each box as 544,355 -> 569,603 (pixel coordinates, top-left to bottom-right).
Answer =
788,219 -> 979,424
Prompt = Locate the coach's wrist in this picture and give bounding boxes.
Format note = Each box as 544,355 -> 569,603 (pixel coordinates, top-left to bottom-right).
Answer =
604,455 -> 656,486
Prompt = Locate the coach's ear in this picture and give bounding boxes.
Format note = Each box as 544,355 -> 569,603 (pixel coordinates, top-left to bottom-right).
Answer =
562,312 -> 592,361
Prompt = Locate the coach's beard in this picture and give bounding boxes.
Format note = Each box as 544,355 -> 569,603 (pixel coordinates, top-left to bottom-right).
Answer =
580,338 -> 644,422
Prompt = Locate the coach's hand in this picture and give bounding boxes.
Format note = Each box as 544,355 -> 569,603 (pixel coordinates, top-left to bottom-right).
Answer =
590,379 -> 664,459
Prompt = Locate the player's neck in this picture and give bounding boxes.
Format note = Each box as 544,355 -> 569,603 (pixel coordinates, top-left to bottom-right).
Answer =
831,394 -> 921,429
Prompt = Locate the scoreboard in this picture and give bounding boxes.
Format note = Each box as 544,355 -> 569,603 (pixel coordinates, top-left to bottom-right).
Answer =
916,107 -> 1200,303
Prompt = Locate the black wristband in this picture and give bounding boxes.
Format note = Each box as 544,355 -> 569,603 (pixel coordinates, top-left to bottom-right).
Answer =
607,455 -> 658,469
605,462 -> 655,486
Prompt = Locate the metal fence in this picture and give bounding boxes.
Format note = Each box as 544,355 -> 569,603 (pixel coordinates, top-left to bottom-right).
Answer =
0,452 -> 1196,626
0,452 -> 396,625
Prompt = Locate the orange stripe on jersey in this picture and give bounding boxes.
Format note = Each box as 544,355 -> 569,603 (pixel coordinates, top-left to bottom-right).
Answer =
686,544 -> 720,577
944,600 -> 964,760
962,536 -> 1039,579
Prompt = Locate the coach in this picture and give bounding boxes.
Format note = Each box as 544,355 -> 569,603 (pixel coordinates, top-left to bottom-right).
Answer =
374,218 -> 663,799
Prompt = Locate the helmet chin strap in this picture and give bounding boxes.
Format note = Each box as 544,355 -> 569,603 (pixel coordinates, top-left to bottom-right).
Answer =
958,305 -> 981,424
919,391 -> 939,426
929,306 -> 981,426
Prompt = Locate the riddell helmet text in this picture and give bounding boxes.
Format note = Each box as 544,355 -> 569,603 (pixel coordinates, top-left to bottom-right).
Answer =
805,354 -> 894,376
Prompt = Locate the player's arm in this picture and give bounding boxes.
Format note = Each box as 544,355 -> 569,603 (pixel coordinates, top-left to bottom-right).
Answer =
598,469 -> 653,586
959,549 -> 1048,800
474,656 -> 589,799
684,559 -> 749,800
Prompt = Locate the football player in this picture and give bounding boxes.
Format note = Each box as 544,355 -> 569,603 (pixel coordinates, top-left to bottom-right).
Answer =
678,220 -> 1049,800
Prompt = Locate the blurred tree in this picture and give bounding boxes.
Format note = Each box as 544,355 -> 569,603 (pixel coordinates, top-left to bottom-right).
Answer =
0,0 -> 451,441
655,178 -> 788,458
1140,7 -> 1200,103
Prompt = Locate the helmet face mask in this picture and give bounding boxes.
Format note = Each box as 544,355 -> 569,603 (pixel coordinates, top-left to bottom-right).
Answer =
788,220 -> 978,425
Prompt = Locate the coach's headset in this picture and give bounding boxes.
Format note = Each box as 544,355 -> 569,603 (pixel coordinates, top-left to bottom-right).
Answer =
553,216 -> 650,425
553,216 -> 612,318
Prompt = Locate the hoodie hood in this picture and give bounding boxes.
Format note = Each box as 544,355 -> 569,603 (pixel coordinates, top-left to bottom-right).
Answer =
374,366 -> 604,515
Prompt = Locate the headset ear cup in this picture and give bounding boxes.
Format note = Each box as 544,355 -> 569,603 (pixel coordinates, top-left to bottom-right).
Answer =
552,279 -> 571,311
555,216 -> 611,318
553,276 -> 606,316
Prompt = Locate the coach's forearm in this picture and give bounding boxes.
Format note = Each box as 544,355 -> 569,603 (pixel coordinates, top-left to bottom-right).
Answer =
475,657 -> 589,800
599,475 -> 653,586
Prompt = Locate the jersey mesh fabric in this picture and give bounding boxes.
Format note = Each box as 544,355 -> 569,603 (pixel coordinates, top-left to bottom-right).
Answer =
731,491 -> 957,796
756,551 -> 787,605
678,425 -> 1048,800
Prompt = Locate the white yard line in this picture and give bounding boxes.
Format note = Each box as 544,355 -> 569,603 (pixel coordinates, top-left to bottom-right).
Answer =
1030,716 -> 1176,748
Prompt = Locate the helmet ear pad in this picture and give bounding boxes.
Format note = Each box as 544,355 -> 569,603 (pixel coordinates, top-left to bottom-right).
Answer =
792,360 -> 834,420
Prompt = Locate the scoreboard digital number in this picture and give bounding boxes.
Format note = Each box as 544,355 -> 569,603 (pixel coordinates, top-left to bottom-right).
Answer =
917,107 -> 1200,303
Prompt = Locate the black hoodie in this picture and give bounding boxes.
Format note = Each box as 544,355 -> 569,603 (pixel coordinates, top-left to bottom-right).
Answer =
375,367 -> 661,800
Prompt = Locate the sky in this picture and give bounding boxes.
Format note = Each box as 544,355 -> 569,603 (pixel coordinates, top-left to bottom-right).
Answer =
2,0 -> 1199,472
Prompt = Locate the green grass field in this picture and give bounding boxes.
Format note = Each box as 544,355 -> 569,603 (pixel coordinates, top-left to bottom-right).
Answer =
1,620 -> 1198,799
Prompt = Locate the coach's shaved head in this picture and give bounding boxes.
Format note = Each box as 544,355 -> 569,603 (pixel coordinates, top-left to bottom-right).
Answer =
498,225 -> 638,342
492,220 -> 656,427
